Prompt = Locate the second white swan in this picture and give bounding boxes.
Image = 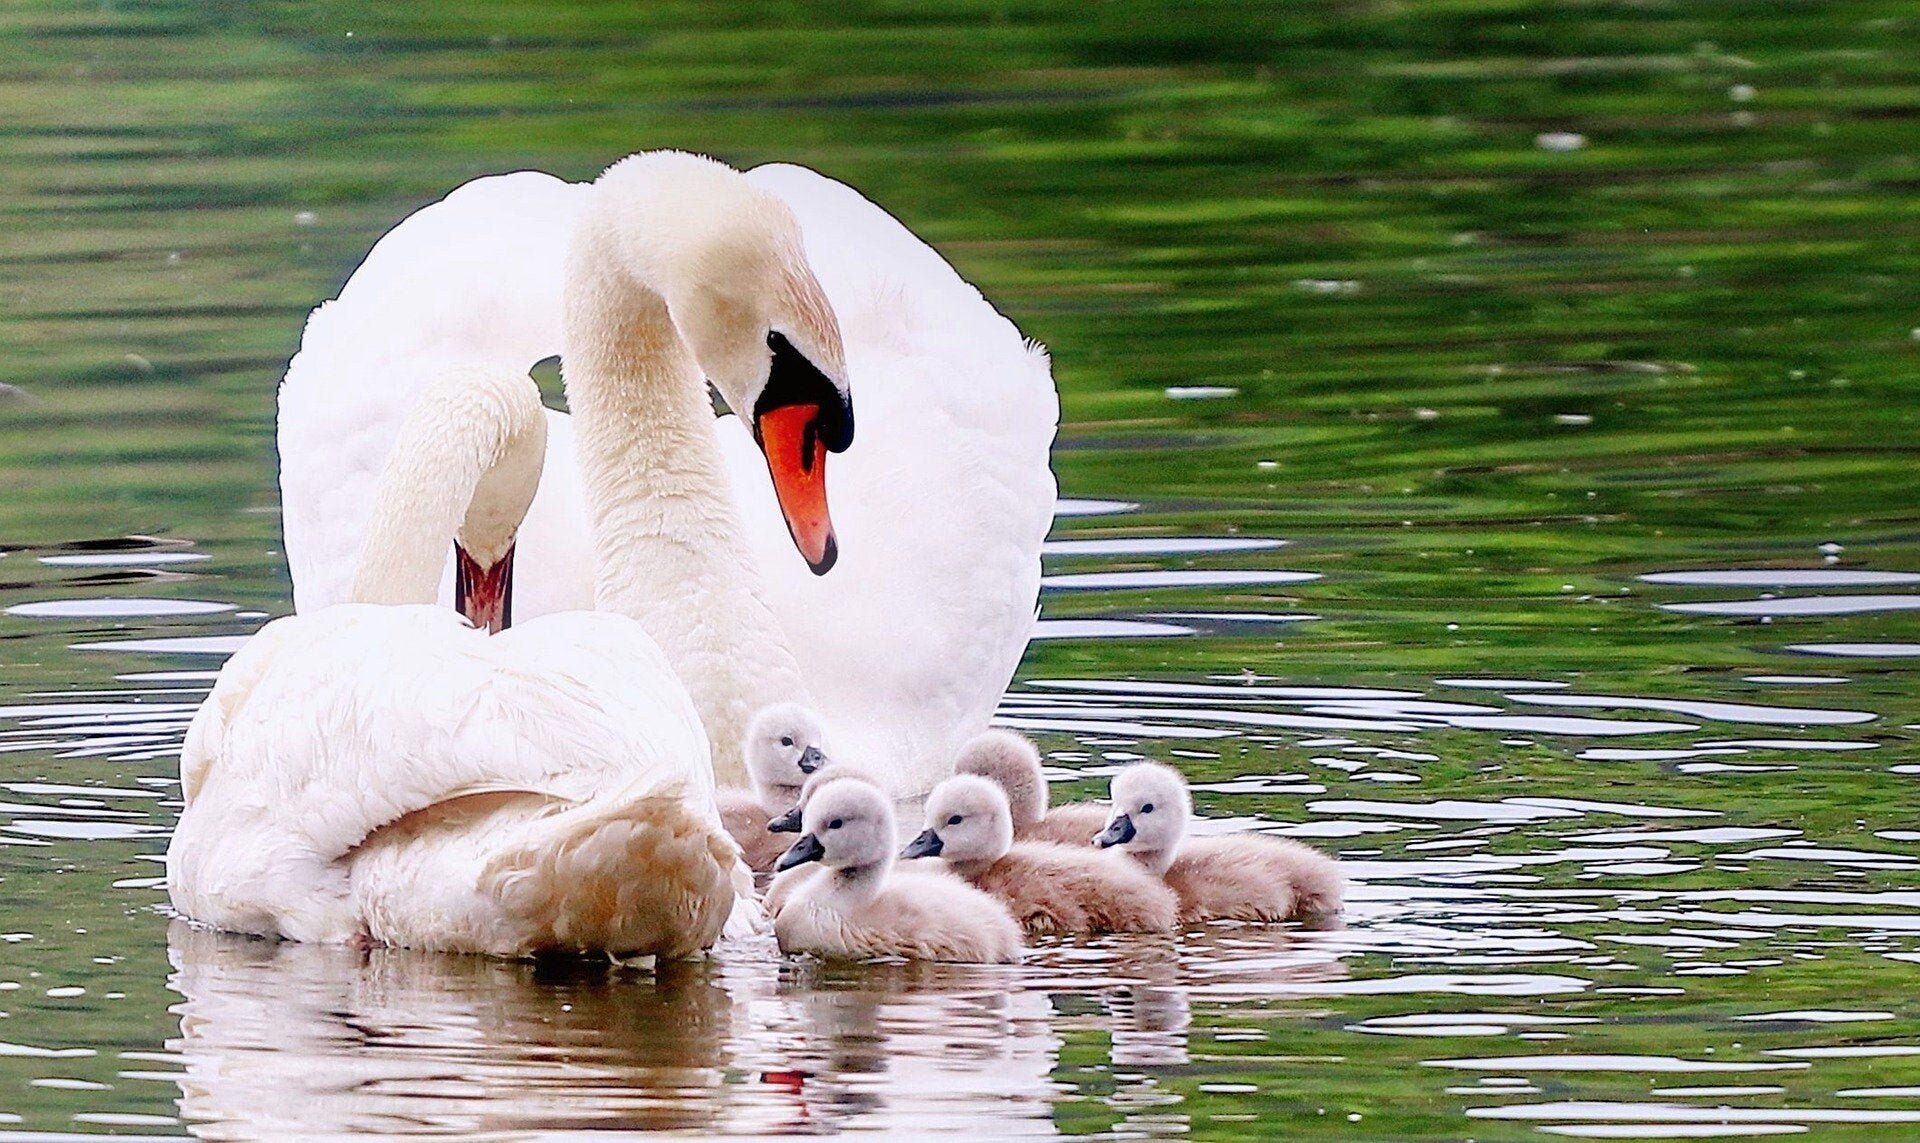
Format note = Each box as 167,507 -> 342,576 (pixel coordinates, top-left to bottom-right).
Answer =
169,367 -> 749,957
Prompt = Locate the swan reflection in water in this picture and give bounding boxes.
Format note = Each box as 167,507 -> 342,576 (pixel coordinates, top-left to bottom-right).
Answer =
165,920 -> 1344,1137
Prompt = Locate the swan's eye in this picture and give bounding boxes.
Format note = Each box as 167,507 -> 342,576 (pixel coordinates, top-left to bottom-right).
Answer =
947,814 -> 963,826
780,736 -> 793,747
1141,802 -> 1155,814
828,818 -> 843,830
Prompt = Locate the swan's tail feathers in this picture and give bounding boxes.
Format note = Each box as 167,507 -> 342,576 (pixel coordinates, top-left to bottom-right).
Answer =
479,778 -> 742,959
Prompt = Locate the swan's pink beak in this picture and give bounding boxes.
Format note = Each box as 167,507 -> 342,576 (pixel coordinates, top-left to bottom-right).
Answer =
755,403 -> 838,574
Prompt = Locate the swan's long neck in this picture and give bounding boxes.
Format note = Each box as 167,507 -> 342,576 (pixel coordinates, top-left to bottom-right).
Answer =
562,209 -> 808,788
349,367 -> 546,612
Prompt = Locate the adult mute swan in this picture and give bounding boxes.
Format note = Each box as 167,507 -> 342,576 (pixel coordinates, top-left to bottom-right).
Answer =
169,367 -> 749,957
277,151 -> 1058,793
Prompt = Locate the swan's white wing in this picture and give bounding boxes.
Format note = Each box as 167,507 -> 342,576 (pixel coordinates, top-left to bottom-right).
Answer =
168,605 -> 713,940
277,172 -> 592,614
489,609 -> 718,814
733,164 -> 1059,791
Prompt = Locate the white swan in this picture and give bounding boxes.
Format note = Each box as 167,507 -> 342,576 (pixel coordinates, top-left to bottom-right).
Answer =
169,367 -> 749,957
276,151 -> 1058,793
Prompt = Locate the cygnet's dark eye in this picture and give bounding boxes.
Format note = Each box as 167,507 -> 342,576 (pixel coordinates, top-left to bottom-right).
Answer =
780,736 -> 794,747
828,818 -> 843,830
947,814 -> 963,826
1141,802 -> 1155,814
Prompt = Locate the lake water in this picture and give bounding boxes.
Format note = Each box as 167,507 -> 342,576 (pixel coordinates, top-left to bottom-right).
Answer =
2,2 -> 1919,1138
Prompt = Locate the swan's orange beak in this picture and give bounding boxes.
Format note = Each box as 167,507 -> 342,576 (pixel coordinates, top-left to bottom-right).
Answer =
755,403 -> 837,574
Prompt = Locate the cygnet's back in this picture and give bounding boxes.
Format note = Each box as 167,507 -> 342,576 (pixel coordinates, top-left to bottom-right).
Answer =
954,729 -> 1108,846
909,776 -> 1177,935
1164,835 -> 1343,925
768,776 -> 1022,963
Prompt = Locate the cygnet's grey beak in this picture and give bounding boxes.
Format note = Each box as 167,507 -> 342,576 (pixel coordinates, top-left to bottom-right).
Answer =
797,745 -> 826,774
1094,813 -> 1135,848
774,832 -> 826,872
901,829 -> 944,860
767,805 -> 803,833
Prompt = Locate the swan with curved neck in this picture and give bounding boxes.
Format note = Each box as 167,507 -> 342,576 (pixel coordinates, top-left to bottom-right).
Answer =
561,152 -> 853,785
277,154 -> 1060,796
171,365 -> 749,956
349,364 -> 547,632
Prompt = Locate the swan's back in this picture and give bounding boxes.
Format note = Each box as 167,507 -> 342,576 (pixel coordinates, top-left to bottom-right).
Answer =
168,605 -> 724,947
731,165 -> 1060,790
279,172 -> 590,613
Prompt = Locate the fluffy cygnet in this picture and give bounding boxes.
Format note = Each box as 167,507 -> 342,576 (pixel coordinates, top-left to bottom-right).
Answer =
761,760 -> 875,913
1095,761 -> 1343,925
717,703 -> 832,872
904,775 -> 1178,935
768,775 -> 1023,963
953,729 -> 1108,846
765,759 -> 867,834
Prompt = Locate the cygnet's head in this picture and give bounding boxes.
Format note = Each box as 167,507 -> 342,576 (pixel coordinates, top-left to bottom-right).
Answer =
766,760 -> 870,834
902,775 -> 1016,865
742,702 -> 830,797
952,729 -> 1046,827
1094,762 -> 1191,861
774,776 -> 896,874
588,151 -> 853,573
